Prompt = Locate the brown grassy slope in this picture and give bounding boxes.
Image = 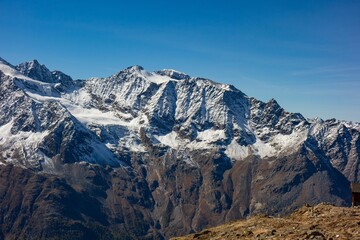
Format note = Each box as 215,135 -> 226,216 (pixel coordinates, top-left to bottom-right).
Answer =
171,204 -> 360,240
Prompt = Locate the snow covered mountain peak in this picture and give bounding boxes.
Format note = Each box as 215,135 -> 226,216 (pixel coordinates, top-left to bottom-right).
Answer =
15,59 -> 73,85
121,66 -> 189,81
155,69 -> 190,80
109,65 -> 191,86
28,59 -> 41,67
16,59 -> 51,81
124,65 -> 144,72
0,57 -> 359,183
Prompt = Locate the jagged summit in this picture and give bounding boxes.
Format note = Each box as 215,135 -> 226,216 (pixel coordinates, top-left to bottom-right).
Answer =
156,69 -> 190,80
16,59 -> 58,83
267,98 -> 279,105
14,59 -> 73,87
124,65 -> 144,72
121,66 -> 190,81
16,59 -> 48,77
29,59 -> 41,66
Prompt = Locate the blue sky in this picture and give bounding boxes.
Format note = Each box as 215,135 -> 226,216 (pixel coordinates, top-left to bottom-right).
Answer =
1,0 -> 359,121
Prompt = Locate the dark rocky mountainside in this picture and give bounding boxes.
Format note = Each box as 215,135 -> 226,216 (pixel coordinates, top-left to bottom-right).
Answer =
0,164 -> 162,240
0,57 -> 359,239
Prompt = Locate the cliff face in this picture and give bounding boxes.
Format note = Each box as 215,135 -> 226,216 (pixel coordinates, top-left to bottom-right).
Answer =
0,58 -> 358,239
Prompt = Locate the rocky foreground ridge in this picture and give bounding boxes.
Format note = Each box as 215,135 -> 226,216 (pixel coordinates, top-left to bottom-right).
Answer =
171,204 -> 360,240
0,57 -> 359,239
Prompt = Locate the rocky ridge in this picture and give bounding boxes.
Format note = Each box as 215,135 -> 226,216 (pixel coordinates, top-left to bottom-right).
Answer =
171,203 -> 360,240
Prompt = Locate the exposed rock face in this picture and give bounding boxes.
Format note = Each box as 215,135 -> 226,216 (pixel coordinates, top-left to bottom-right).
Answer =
310,118 -> 360,182
0,164 -> 162,240
0,57 -> 358,239
16,60 -> 73,86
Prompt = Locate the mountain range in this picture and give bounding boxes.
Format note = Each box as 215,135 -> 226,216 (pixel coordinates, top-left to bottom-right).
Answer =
0,57 -> 359,239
